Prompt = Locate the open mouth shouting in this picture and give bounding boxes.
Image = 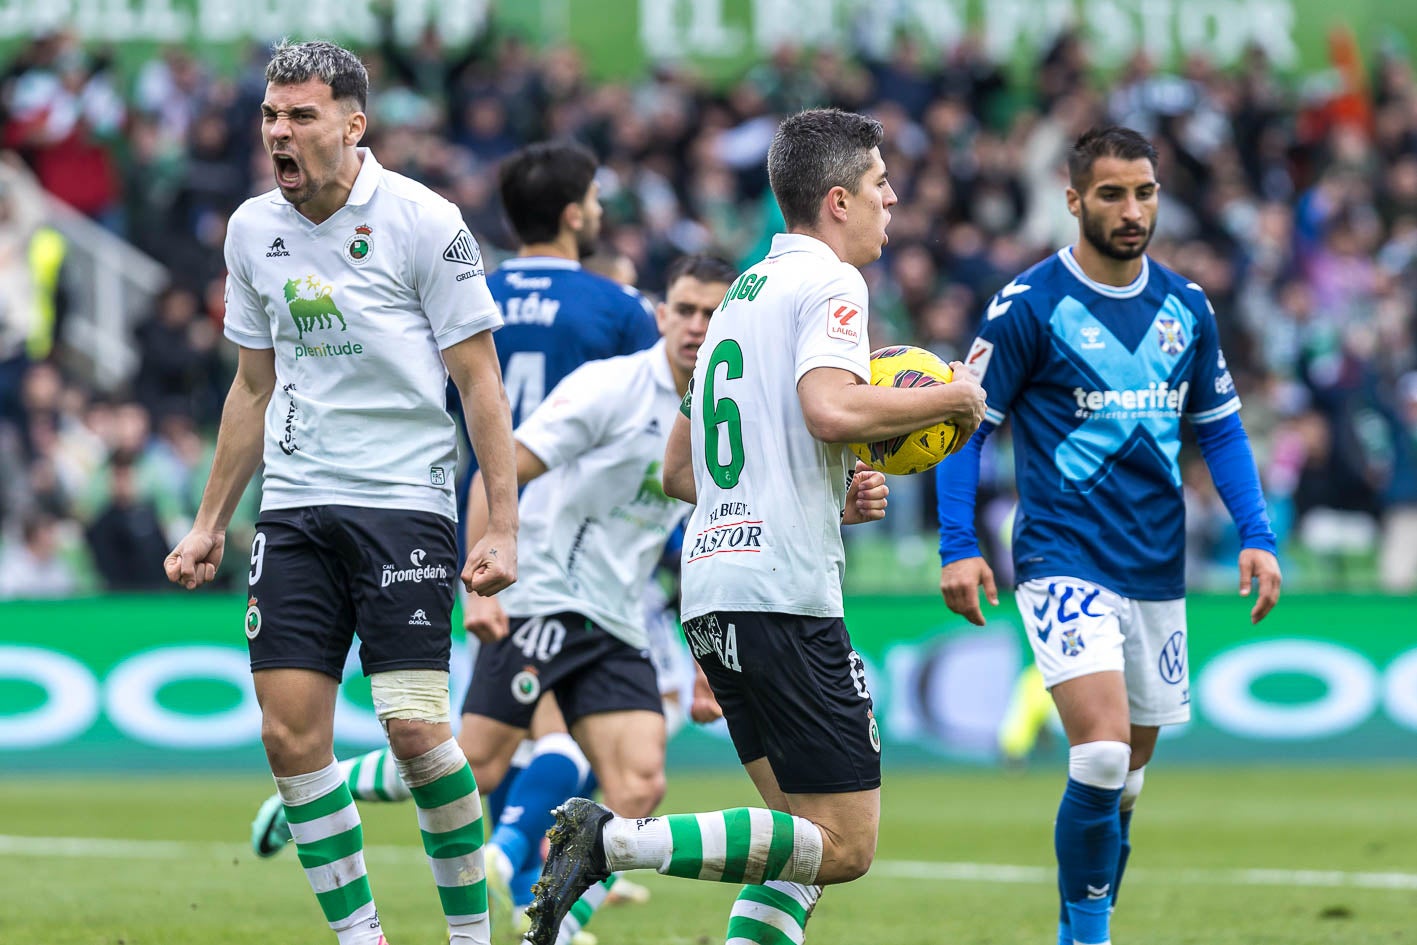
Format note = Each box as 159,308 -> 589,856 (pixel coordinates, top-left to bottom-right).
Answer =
272,152 -> 304,192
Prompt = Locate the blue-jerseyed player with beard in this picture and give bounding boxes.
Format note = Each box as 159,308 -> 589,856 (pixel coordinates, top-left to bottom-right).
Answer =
937,126 -> 1282,945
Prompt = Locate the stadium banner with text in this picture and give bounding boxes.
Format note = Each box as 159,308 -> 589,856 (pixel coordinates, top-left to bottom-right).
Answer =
1,593 -> 1415,771
0,0 -> 1413,81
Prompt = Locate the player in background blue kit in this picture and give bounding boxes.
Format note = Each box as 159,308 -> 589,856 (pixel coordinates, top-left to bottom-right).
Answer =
936,127 -> 1282,945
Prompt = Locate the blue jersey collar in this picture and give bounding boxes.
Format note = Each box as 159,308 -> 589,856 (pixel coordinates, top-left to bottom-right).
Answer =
500,256 -> 582,270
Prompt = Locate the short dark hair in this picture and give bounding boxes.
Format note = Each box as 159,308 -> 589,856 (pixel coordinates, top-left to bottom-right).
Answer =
265,40 -> 368,111
497,141 -> 599,247
1068,126 -> 1158,190
664,254 -> 737,291
767,108 -> 885,230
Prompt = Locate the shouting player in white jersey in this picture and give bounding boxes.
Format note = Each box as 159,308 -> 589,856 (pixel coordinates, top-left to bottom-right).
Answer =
524,108 -> 988,945
164,41 -> 518,945
937,126 -> 1282,945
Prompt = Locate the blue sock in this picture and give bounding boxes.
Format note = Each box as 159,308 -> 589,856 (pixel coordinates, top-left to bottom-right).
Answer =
1057,872 -> 1071,945
484,760 -> 522,825
511,856 -> 541,907
1055,777 -> 1122,944
488,734 -> 588,888
1113,807 -> 1134,908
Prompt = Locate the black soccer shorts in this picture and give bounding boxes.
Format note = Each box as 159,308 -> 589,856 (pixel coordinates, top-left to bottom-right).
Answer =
461,611 -> 663,729
683,610 -> 882,794
244,505 -> 457,678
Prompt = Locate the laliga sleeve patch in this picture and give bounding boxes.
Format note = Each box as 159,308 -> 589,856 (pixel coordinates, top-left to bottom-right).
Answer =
826,298 -> 862,343
963,337 -> 994,381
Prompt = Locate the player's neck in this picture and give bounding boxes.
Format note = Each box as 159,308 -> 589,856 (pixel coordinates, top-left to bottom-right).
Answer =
1070,240 -> 1144,288
295,150 -> 363,226
788,226 -> 853,266
519,234 -> 580,262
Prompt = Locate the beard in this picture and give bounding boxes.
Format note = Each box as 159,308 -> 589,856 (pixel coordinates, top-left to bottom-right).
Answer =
1080,200 -> 1154,260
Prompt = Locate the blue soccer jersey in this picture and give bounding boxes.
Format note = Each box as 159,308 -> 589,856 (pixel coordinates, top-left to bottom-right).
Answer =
955,248 -> 1241,599
450,257 -> 658,540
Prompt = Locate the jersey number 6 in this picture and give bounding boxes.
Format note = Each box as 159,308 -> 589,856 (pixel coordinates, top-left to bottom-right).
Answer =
702,339 -> 745,489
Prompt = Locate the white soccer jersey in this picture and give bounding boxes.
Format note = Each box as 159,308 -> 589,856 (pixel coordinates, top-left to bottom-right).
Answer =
680,233 -> 871,621
497,341 -> 690,649
222,149 -> 502,520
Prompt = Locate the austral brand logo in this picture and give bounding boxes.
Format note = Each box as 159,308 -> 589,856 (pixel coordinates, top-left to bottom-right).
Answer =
345,224 -> 374,266
381,549 -> 449,588
265,237 -> 290,258
407,609 -> 433,627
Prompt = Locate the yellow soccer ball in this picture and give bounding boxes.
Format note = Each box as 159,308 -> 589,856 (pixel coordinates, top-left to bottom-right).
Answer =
848,345 -> 964,476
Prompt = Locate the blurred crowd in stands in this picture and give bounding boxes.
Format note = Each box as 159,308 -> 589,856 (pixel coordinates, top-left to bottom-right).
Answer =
0,18 -> 1414,597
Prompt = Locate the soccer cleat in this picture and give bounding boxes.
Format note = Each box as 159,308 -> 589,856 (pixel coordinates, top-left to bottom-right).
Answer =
250,793 -> 292,858
524,799 -> 612,945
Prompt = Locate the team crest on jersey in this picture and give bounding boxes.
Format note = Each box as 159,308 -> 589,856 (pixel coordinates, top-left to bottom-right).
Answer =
1155,317 -> 1185,355
1061,627 -> 1085,657
345,224 -> 374,266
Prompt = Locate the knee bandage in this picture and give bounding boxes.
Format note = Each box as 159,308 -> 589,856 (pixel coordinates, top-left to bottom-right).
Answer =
369,669 -> 451,724
1068,740 -> 1131,790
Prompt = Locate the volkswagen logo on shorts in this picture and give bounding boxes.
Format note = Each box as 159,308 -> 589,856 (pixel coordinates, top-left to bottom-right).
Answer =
511,668 -> 541,704
1159,630 -> 1186,684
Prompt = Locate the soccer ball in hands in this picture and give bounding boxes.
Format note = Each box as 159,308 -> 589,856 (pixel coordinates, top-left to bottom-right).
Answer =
847,345 -> 963,476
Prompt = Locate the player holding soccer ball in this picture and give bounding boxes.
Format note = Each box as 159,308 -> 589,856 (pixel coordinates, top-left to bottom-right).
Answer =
523,108 -> 987,945
937,126 -> 1282,945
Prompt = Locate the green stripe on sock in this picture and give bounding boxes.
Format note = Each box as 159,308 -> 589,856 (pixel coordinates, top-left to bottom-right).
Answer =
738,884 -> 810,926
373,751 -> 393,802
665,813 -> 704,879
725,914 -> 799,945
346,757 -> 364,795
420,830 -> 484,860
313,874 -> 373,924
284,784 -> 353,825
409,765 -> 477,811
570,897 -> 595,924
719,808 -> 754,884
295,824 -> 364,869
762,811 -> 795,881
436,878 -> 488,917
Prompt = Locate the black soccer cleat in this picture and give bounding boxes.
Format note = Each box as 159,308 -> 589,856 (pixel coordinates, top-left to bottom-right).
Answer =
524,798 -> 613,945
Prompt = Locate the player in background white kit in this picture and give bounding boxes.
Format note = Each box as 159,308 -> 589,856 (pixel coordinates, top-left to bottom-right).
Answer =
524,108 -> 988,945
164,41 -> 518,945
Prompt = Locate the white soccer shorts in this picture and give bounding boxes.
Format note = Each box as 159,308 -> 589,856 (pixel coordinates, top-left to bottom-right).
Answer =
1016,576 -> 1191,726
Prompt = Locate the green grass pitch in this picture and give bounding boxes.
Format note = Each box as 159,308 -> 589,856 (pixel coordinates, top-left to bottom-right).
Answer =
1,766 -> 1414,944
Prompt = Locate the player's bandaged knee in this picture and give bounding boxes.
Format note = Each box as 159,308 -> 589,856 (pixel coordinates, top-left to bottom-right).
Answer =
369,669 -> 451,724
1121,765 -> 1145,812
1068,740 -> 1130,790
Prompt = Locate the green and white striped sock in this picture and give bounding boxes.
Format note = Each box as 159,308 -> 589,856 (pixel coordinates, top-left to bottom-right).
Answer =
553,875 -> 616,945
397,739 -> 489,945
725,881 -> 822,945
603,809 -> 823,885
276,760 -> 382,945
340,747 -> 410,802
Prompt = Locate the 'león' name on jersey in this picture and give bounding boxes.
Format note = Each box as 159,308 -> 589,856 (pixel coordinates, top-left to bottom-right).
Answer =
500,292 -> 560,326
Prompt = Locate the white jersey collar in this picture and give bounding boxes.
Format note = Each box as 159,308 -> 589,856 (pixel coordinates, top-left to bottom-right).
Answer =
499,256 -> 582,270
768,232 -> 844,263
1058,246 -> 1150,299
647,339 -> 675,393
269,147 -> 383,209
